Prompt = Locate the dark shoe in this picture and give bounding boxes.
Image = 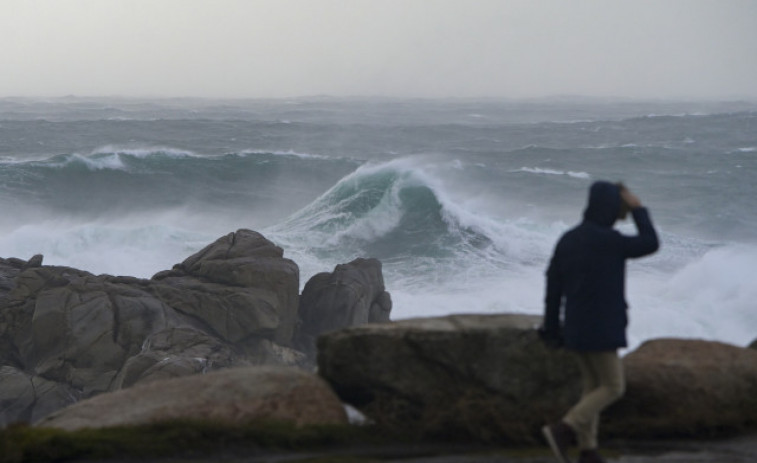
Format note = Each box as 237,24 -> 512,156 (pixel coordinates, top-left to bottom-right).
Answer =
577,449 -> 606,463
542,421 -> 576,463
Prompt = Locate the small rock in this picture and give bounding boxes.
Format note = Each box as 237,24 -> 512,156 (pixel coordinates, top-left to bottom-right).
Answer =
24,254 -> 44,269
297,258 -> 391,357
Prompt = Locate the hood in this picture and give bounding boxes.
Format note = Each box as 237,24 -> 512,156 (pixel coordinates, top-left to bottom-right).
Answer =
583,181 -> 621,227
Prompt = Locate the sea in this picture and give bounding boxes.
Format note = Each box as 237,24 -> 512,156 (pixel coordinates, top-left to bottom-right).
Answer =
1,96 -> 755,351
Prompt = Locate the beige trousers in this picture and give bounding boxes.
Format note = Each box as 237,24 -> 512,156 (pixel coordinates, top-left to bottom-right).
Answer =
562,350 -> 625,450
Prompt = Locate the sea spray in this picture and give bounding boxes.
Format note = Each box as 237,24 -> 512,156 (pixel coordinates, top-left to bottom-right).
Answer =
1,97 -> 755,351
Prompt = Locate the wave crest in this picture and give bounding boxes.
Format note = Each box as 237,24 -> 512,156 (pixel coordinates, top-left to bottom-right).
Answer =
269,159 -> 497,260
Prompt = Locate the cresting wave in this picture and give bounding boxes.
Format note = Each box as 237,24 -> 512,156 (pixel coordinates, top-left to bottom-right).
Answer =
266,158 -> 562,291
270,159 -> 498,258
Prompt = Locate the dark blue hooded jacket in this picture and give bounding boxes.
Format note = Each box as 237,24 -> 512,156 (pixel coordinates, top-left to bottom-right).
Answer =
543,181 -> 659,351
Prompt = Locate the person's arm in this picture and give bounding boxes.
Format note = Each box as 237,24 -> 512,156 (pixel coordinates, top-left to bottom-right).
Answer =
619,186 -> 660,258
540,246 -> 564,347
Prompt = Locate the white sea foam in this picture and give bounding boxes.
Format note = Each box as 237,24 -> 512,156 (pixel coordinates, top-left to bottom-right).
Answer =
240,149 -> 328,159
45,153 -> 127,171
92,145 -> 198,158
627,244 -> 757,349
0,212 -> 216,278
515,167 -> 591,179
389,237 -> 757,351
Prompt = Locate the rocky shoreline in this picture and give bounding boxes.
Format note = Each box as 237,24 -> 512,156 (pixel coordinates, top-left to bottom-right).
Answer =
0,229 -> 390,426
1,229 -> 756,461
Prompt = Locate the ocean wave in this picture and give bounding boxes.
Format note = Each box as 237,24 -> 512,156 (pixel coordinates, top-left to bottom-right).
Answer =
91,145 -> 198,158
266,158 -> 566,285
269,159 -> 500,258
40,153 -> 127,171
11,145 -> 200,172
514,167 -> 590,179
238,149 -> 329,160
643,112 -> 710,118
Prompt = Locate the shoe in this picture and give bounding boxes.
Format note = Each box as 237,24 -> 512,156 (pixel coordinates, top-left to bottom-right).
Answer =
542,421 -> 576,463
577,449 -> 606,463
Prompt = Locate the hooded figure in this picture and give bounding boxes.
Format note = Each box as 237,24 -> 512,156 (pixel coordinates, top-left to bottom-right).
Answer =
543,180 -> 659,350
540,181 -> 659,463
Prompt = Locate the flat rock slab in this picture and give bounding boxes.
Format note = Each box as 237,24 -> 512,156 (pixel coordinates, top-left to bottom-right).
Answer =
35,366 -> 348,431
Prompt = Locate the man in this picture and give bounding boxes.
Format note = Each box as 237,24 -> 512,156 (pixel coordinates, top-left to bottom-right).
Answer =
540,181 -> 659,463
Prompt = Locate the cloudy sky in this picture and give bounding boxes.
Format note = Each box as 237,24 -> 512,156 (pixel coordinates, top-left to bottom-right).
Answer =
2,0 -> 756,100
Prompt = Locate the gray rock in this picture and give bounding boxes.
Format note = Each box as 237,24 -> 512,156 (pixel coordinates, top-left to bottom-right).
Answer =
155,229 -> 300,345
0,255 -> 42,306
4,268 -> 188,397
298,258 -> 391,356
23,254 -> 44,269
0,229 -> 390,427
605,338 -> 757,438
317,314 -> 579,443
0,365 -> 79,425
35,366 -> 348,431
111,326 -> 239,389
0,230 -> 307,426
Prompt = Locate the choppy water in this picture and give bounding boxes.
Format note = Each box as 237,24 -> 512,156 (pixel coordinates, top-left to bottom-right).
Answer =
1,96 -> 755,350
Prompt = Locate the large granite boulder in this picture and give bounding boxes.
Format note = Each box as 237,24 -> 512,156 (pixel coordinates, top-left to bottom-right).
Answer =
317,314 -> 580,443
35,366 -> 348,431
0,230 -> 305,426
153,229 -> 300,346
605,339 -> 757,438
297,258 -> 391,356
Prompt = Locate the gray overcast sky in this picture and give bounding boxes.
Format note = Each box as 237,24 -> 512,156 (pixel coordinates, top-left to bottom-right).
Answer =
2,0 -> 756,99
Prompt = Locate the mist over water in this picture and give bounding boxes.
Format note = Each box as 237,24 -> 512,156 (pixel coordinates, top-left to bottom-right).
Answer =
1,97 -> 756,350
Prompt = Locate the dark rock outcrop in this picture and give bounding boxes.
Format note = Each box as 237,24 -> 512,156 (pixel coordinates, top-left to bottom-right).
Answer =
35,366 -> 348,431
297,258 -> 391,357
605,339 -> 757,438
319,319 -> 757,443
317,314 -> 580,443
749,339 -> 756,350
0,229 -> 389,427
